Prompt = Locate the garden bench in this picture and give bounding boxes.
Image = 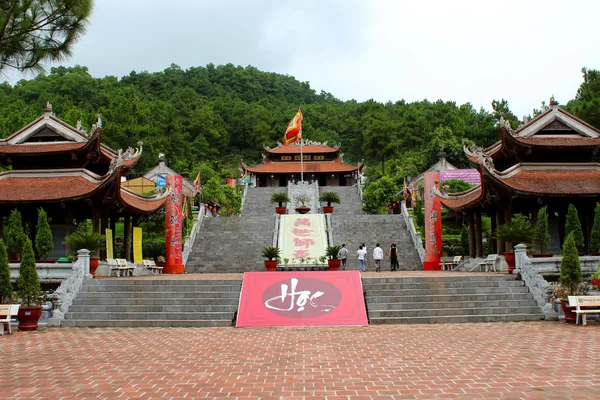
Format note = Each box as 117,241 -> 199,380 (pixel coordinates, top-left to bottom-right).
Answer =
478,254 -> 499,272
143,259 -> 163,275
116,259 -> 136,276
107,258 -> 127,276
0,304 -> 20,335
568,295 -> 600,326
441,256 -> 463,270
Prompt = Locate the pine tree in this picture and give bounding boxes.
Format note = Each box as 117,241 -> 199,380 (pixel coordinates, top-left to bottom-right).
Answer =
35,208 -> 54,259
460,224 -> 469,255
17,239 -> 40,307
0,239 -> 12,303
565,204 -> 585,252
6,209 -> 26,259
589,203 -> 600,253
533,206 -> 551,254
559,232 -> 583,296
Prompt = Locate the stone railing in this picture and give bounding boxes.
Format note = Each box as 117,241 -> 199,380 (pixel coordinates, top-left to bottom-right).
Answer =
240,181 -> 249,214
401,200 -> 425,263
183,203 -> 205,266
47,249 -> 91,327
10,262 -> 74,281
273,214 -> 281,248
514,244 -> 557,320
325,213 -> 334,246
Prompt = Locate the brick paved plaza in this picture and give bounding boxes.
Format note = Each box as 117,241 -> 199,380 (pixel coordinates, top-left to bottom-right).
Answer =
1,321 -> 598,399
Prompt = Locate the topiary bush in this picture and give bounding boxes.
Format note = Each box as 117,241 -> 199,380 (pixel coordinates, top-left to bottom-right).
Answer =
559,232 -> 583,296
533,206 -> 551,254
17,238 -> 41,307
0,239 -> 13,304
565,204 -> 585,252
35,208 -> 54,259
589,202 -> 600,253
6,209 -> 27,259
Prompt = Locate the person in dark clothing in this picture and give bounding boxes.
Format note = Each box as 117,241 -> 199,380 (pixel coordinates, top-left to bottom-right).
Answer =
388,242 -> 399,271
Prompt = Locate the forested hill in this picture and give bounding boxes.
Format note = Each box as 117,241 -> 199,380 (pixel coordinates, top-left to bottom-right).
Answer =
0,64 -> 598,186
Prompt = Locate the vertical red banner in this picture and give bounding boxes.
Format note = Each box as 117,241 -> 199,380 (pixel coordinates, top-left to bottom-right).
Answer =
165,175 -> 184,273
423,172 -> 442,270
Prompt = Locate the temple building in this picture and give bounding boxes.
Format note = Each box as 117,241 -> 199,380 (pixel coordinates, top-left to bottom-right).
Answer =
241,141 -> 364,187
437,101 -> 600,257
0,104 -> 168,260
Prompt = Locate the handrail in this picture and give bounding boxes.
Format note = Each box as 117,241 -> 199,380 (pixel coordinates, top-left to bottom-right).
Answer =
514,244 -> 557,320
47,249 -> 89,327
326,213 -> 334,246
273,214 -> 280,248
182,203 -> 205,266
401,200 -> 425,263
240,181 -> 249,214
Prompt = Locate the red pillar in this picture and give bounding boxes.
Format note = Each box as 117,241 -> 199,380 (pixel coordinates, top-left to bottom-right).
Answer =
423,172 -> 442,270
165,175 -> 184,274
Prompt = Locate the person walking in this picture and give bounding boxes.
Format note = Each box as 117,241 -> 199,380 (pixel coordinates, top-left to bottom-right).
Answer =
373,243 -> 383,272
338,243 -> 349,270
389,242 -> 399,271
357,245 -> 367,272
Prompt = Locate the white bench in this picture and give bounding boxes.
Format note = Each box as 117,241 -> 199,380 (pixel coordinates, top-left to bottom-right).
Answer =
441,256 -> 463,271
116,259 -> 136,276
568,295 -> 600,326
478,254 -> 499,272
143,259 -> 163,275
0,304 -> 20,335
107,258 -> 127,277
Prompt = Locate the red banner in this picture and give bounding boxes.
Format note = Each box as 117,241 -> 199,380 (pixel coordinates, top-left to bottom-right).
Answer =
236,271 -> 368,327
423,171 -> 442,270
165,175 -> 183,273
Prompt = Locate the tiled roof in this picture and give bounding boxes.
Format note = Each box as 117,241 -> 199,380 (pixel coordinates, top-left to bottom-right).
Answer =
0,142 -> 85,154
245,158 -> 360,174
512,136 -> 600,147
265,144 -> 340,154
495,166 -> 600,195
120,188 -> 168,213
438,186 -> 483,210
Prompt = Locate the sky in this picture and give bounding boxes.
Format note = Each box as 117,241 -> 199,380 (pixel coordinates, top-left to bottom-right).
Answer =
5,0 -> 600,117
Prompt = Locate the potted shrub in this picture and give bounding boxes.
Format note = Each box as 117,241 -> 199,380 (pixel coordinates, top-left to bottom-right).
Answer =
319,191 -> 341,214
558,232 -> 583,323
532,206 -> 551,257
17,238 -> 43,331
35,208 -> 54,262
294,194 -> 311,214
65,224 -> 106,277
270,192 -> 291,215
261,246 -> 280,271
156,256 -> 166,267
325,245 -> 343,271
589,203 -> 600,255
592,267 -> 600,287
0,239 -> 13,304
6,209 -> 27,261
494,214 -> 535,272
565,203 -> 585,253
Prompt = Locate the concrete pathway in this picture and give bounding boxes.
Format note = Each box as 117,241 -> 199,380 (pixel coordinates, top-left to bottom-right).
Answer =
1,321 -> 598,399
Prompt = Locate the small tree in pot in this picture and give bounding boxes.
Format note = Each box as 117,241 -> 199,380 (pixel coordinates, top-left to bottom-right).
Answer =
589,202 -> 600,254
558,232 -> 583,323
533,206 -> 551,256
65,224 -> 106,276
325,245 -> 343,271
0,239 -> 13,304
6,209 -> 27,260
494,214 -> 534,272
35,208 -> 54,260
261,246 -> 280,271
565,203 -> 585,252
17,238 -> 43,330
319,192 -> 341,214
270,192 -> 291,215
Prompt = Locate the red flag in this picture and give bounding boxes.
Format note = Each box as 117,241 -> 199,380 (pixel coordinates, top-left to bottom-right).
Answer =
403,178 -> 408,200
283,108 -> 303,146
410,184 -> 417,208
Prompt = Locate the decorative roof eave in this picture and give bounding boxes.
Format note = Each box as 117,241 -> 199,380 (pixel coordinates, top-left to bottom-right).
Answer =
514,106 -> 600,138
119,185 -> 170,214
263,140 -> 341,154
101,142 -> 143,170
244,159 -> 361,174
464,140 -> 502,165
436,185 -> 484,211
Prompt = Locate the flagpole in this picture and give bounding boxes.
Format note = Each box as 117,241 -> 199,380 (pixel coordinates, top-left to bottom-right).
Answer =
300,137 -> 304,182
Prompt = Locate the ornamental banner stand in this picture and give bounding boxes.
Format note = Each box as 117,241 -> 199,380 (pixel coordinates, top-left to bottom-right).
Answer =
423,171 -> 442,270
164,175 -> 184,273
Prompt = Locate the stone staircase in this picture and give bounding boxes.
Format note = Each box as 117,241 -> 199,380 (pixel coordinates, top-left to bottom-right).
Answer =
319,186 -> 364,215
242,187 -> 283,216
363,274 -> 544,324
186,215 -> 275,273
62,278 -> 242,327
331,214 -> 421,270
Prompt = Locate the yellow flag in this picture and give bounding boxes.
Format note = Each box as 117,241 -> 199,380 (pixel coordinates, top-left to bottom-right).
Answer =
133,227 -> 143,265
105,228 -> 113,259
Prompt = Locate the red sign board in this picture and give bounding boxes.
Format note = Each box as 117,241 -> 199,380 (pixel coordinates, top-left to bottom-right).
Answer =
236,271 -> 368,327
424,171 -> 442,270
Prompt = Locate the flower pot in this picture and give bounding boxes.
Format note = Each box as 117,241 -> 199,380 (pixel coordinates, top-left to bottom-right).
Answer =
322,206 -> 334,214
295,206 -> 311,214
560,298 -> 576,323
503,252 -> 515,273
264,260 -> 278,271
17,306 -> 43,331
327,259 -> 341,271
592,278 -> 600,286
90,257 -> 100,277
275,206 -> 287,215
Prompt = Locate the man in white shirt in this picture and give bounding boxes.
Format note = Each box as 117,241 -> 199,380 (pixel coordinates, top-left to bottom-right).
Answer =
373,243 -> 383,273
357,245 -> 367,272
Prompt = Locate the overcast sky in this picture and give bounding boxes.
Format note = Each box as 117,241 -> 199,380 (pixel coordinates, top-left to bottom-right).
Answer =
6,0 -> 600,117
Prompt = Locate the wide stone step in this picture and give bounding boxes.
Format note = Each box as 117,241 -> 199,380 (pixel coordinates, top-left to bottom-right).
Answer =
87,279 -> 242,286
362,281 -> 524,290
61,319 -> 232,328
369,313 -> 544,324
369,306 -> 542,318
75,291 -> 241,299
368,299 -> 538,310
68,304 -> 238,313
80,284 -> 241,292
362,275 -> 515,283
365,293 -> 535,303
365,287 -> 530,296
73,297 -> 240,306
65,311 -> 234,320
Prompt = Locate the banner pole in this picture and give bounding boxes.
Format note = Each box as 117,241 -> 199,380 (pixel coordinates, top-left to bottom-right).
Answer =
300,137 -> 304,182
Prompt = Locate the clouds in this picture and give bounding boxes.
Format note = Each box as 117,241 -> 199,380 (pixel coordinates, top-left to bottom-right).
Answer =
6,0 -> 600,117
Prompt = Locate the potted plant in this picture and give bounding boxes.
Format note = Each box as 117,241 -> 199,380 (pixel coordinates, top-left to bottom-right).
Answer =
325,245 -> 343,271
65,224 -> 106,277
270,192 -> 291,215
0,239 -> 13,304
592,267 -> 600,287
35,208 -> 54,262
558,232 -> 583,323
319,191 -> 341,214
6,209 -> 27,261
494,214 -> 535,273
156,255 -> 166,267
261,246 -> 280,271
532,206 -> 551,257
17,238 -> 43,331
565,203 -> 585,253
589,203 -> 600,255
294,194 -> 311,214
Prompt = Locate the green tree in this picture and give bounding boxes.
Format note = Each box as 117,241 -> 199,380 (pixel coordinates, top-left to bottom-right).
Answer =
362,175 -> 398,214
362,116 -> 398,174
35,208 -> 53,259
533,206 -> 551,254
565,204 -> 585,251
17,238 -> 40,307
222,184 -> 242,216
414,198 -> 425,230
0,239 -> 12,303
0,0 -> 94,73
6,209 -> 26,259
460,224 -> 469,255
201,177 -> 225,205
441,179 -> 473,194
559,232 -> 583,296
589,202 -> 600,253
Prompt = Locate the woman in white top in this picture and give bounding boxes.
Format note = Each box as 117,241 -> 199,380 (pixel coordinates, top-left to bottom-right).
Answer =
357,245 -> 367,272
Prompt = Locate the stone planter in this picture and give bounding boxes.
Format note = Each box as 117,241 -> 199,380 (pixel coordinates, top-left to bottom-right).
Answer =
322,206 -> 334,214
17,306 -> 43,331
